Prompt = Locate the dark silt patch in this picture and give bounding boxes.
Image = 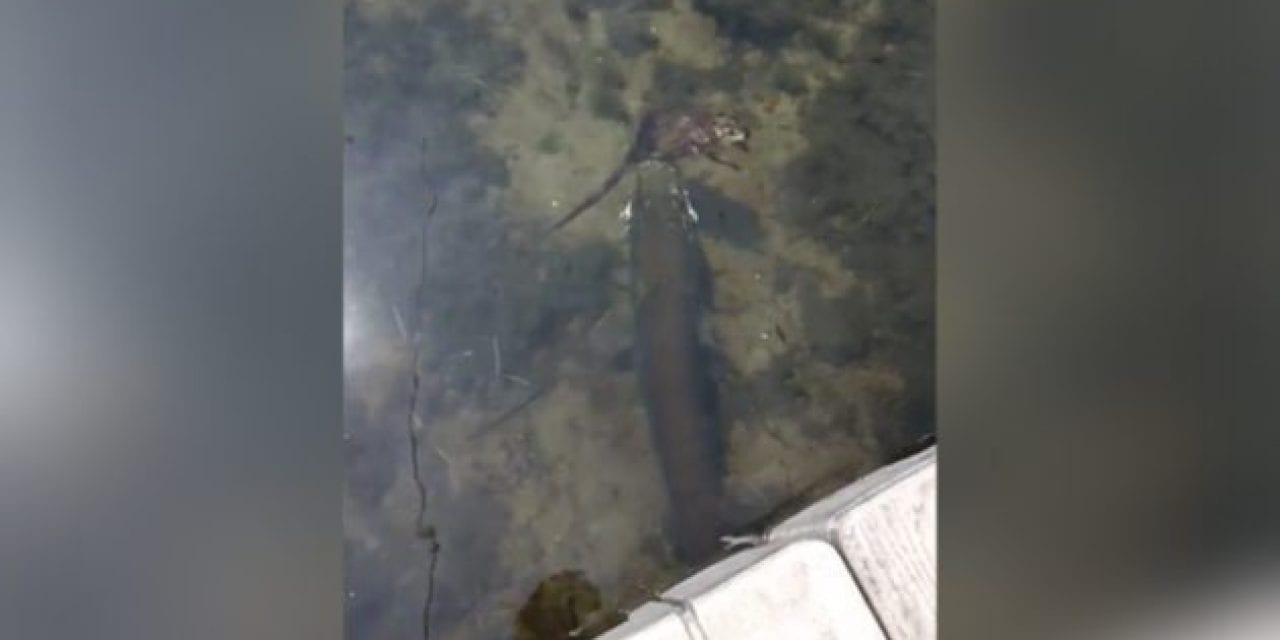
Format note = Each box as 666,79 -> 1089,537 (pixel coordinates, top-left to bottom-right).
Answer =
690,0 -> 847,51
345,5 -> 524,143
591,86 -> 632,125
691,0 -> 804,50
769,63 -> 809,96
566,0 -> 673,22
798,279 -> 874,366
721,352 -> 805,421
648,58 -> 744,111
776,0 -> 935,443
605,12 -> 658,58
779,1 -> 933,245
687,180 -> 763,251
588,52 -> 632,124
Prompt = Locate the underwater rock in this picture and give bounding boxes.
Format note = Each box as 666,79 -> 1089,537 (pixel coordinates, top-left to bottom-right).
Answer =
514,570 -> 626,639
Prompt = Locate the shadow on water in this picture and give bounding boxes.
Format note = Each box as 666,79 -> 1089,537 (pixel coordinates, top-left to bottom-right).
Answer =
345,0 -> 933,638
687,180 -> 764,251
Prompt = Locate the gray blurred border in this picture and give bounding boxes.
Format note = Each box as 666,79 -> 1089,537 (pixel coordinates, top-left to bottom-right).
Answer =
941,1 -> 1280,638
0,2 -> 342,639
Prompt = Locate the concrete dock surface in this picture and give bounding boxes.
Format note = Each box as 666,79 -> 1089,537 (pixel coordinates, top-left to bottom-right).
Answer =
602,446 -> 936,640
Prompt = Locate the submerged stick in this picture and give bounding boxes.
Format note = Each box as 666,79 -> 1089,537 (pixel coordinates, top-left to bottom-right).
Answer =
407,137 -> 442,640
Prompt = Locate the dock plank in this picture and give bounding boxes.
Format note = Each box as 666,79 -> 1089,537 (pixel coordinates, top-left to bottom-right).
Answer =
772,447 -> 937,640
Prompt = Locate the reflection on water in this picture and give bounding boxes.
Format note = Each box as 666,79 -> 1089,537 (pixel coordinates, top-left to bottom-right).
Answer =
344,0 -> 933,638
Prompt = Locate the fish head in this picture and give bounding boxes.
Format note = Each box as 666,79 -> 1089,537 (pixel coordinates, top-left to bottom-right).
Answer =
632,161 -> 696,232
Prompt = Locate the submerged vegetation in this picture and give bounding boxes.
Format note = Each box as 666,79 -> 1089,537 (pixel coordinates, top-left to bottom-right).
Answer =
514,571 -> 626,640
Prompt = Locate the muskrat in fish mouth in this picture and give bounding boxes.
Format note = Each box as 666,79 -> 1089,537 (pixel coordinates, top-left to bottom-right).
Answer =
547,108 -> 749,232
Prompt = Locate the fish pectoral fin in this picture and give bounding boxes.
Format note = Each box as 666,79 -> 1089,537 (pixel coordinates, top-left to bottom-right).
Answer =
681,189 -> 699,225
717,494 -> 774,544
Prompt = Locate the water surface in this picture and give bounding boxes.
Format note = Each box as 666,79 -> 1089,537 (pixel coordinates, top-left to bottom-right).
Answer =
344,0 -> 934,637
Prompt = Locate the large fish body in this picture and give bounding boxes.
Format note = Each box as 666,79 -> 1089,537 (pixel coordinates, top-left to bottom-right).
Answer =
627,160 -> 725,563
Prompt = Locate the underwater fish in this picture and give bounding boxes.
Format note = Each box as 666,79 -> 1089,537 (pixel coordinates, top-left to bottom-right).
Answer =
627,160 -> 727,563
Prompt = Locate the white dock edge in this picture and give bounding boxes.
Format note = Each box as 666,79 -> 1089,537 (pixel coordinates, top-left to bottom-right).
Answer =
601,446 -> 936,640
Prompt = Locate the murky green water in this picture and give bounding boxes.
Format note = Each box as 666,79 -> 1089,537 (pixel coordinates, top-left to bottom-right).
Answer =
344,0 -> 933,637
